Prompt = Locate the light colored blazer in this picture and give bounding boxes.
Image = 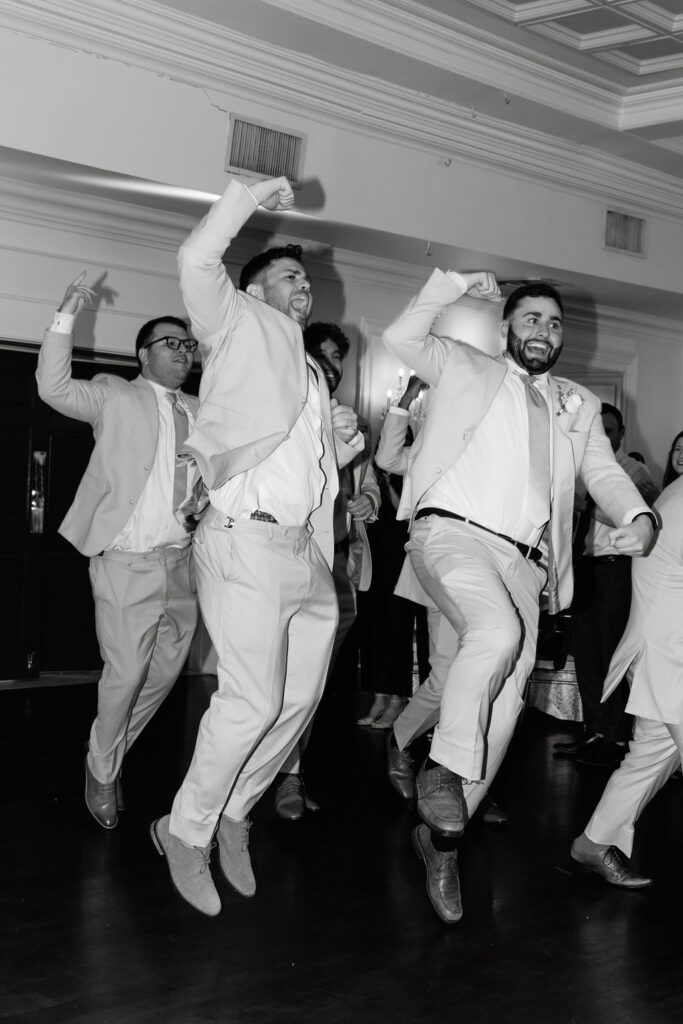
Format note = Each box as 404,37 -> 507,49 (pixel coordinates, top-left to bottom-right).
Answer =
382,269 -> 647,613
602,477 -> 683,723
35,330 -> 198,557
346,455 -> 381,592
178,179 -> 360,570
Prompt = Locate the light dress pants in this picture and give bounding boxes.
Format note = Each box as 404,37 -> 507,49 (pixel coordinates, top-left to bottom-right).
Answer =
279,547 -> 356,775
393,516 -> 546,813
87,544 -> 197,784
585,716 -> 683,856
170,511 -> 338,847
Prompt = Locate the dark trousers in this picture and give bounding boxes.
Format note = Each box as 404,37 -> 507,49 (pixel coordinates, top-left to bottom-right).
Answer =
571,556 -> 633,743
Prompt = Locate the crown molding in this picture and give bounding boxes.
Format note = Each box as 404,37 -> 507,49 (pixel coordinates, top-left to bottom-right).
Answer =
258,0 -> 624,124
532,21 -> 654,53
3,2 -> 683,216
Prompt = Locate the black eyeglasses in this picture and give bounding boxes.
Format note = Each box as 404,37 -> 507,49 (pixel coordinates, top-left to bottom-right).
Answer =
145,336 -> 198,353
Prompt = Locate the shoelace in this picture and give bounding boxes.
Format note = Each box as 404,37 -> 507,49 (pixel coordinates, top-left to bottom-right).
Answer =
278,774 -> 304,797
195,840 -> 217,874
239,818 -> 252,852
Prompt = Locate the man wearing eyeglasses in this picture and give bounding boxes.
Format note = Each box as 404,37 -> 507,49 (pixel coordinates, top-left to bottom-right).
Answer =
36,275 -> 202,831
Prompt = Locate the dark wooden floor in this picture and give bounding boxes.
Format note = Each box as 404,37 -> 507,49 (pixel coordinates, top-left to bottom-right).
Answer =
2,677 -> 682,1024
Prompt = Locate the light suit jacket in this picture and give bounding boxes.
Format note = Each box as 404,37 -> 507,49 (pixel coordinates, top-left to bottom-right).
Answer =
345,455 -> 381,592
178,179 -> 361,570
381,269 -> 647,613
602,477 -> 683,723
35,330 -> 199,557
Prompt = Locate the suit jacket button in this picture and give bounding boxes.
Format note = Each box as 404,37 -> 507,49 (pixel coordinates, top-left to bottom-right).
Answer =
435,467 -> 442,474
463,432 -> 471,441
129,499 -> 134,505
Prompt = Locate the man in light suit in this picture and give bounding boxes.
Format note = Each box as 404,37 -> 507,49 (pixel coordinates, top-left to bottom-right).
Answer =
571,476 -> 683,888
36,275 -> 200,831
377,269 -> 655,923
151,177 -> 362,916
274,322 -> 380,820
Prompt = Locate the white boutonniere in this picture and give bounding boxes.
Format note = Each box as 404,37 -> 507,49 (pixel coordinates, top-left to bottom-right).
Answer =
557,386 -> 583,416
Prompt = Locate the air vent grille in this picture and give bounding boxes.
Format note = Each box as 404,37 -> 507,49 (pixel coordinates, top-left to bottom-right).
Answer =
226,116 -> 305,182
604,210 -> 645,255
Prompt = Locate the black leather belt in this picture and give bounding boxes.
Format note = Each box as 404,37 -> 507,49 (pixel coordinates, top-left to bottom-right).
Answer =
585,554 -> 630,564
415,506 -> 543,563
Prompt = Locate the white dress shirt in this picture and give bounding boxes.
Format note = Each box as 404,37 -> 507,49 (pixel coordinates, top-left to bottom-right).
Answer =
108,379 -> 195,551
417,358 -> 553,548
209,357 -> 326,525
583,447 -> 658,556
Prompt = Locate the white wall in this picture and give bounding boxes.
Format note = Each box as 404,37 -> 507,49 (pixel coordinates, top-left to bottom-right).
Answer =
2,26 -> 683,300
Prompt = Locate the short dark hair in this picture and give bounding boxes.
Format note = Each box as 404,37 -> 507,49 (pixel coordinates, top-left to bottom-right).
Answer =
601,403 -> 624,431
303,322 -> 350,360
663,429 -> 683,488
239,243 -> 304,292
134,315 -> 189,367
502,282 -> 564,322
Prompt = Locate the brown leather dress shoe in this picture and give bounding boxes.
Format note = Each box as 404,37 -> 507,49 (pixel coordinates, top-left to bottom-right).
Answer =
84,759 -> 118,830
416,760 -> 467,837
274,773 -> 320,820
411,824 -> 463,923
386,733 -> 415,800
570,836 -> 653,888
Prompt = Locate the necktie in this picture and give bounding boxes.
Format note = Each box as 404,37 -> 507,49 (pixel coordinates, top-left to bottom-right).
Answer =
521,374 -> 551,527
168,392 -> 189,513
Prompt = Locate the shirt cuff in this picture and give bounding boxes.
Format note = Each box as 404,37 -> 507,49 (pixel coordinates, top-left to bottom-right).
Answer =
388,406 -> 410,418
51,311 -> 75,333
623,507 -> 656,528
446,270 -> 469,292
347,430 -> 365,453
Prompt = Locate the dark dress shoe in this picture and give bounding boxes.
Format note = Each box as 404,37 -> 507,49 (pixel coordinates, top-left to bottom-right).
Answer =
574,738 -> 626,767
553,733 -> 597,757
416,760 -> 467,837
411,824 -> 463,923
84,759 -> 118,830
571,837 -> 653,889
386,733 -> 415,800
274,773 -> 319,820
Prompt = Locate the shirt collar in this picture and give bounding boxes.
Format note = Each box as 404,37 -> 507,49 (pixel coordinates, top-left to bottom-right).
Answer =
505,355 -> 550,390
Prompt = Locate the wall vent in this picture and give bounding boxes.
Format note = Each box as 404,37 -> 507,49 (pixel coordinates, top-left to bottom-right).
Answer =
226,115 -> 306,183
604,209 -> 645,255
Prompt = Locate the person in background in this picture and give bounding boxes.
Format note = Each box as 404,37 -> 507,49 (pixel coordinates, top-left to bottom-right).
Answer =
662,430 -> 683,488
273,322 -> 380,819
358,373 -> 429,729
556,404 -> 658,768
36,274 -> 201,831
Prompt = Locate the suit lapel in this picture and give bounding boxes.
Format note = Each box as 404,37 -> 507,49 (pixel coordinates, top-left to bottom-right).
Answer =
131,376 -> 160,448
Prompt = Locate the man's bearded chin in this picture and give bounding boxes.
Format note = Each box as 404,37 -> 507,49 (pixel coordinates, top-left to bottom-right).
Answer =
506,327 -> 562,375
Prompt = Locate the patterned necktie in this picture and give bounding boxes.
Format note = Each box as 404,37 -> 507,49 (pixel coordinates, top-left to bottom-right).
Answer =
168,392 -> 189,513
521,374 -> 551,527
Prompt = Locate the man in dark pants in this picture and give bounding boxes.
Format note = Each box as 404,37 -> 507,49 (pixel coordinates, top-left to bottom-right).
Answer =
557,404 -> 658,766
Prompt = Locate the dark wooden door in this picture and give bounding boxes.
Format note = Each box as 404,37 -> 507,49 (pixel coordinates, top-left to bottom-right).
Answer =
1,347 -> 138,679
